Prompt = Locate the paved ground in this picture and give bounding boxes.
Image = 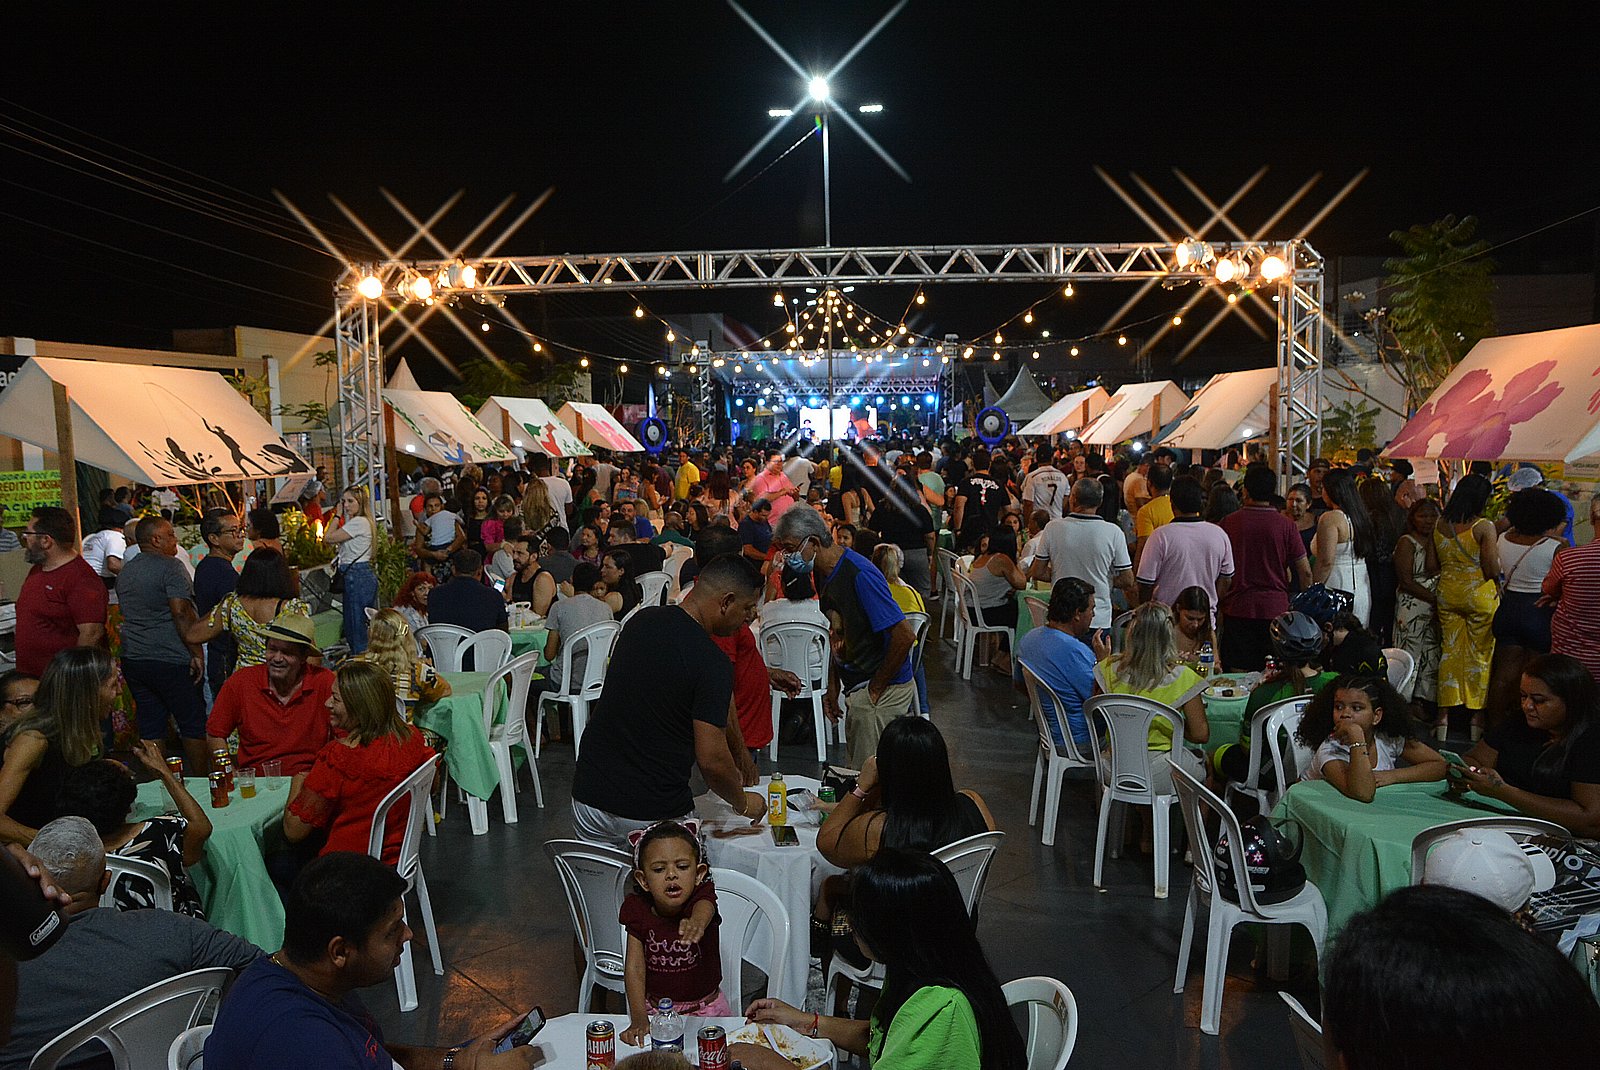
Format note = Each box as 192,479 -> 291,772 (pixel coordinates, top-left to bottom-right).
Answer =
370,626 -> 1321,1068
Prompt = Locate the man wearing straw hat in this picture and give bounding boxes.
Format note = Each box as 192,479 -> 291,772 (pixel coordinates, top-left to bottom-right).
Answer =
205,612 -> 333,777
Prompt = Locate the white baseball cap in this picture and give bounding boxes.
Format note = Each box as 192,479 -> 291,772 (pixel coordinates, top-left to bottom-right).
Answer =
1422,829 -> 1557,912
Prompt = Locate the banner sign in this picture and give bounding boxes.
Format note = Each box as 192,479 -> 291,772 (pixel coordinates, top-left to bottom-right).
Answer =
0,469 -> 62,525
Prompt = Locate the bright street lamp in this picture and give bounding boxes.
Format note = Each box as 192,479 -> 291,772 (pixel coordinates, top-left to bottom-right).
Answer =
807,76 -> 830,102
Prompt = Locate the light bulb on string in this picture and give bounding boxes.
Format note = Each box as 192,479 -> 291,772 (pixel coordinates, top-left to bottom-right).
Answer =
992,352 -> 1002,361
1117,335 -> 1128,346
915,293 -> 926,305
1032,351 -> 1040,359
579,357 -> 589,368
962,346 -> 974,359
480,321 -> 490,332
994,333 -> 1003,344
1063,283 -> 1074,297
634,307 -> 645,319
1173,315 -> 1183,326
1023,311 -> 1033,324
1070,346 -> 1080,357
532,342 -> 542,352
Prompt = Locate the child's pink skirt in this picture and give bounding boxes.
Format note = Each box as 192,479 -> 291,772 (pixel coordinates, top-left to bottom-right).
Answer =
674,988 -> 733,1017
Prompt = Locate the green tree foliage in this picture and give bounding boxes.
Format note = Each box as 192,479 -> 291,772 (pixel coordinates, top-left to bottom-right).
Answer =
1321,399 -> 1379,458
1376,215 -> 1496,406
453,352 -> 583,410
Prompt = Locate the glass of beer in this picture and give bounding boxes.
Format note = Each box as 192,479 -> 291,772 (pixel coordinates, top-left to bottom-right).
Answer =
236,767 -> 256,799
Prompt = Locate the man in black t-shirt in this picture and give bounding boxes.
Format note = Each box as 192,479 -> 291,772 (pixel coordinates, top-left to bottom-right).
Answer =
952,447 -> 1006,549
570,554 -> 768,845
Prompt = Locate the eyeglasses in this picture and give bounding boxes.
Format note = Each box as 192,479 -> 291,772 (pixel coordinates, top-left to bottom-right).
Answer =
2,695 -> 33,707
19,530 -> 45,540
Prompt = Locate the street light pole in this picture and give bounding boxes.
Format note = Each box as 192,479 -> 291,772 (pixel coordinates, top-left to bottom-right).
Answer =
820,107 -> 832,248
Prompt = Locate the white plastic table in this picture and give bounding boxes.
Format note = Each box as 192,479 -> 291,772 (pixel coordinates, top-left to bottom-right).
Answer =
695,774 -> 844,1007
531,1013 -> 836,1068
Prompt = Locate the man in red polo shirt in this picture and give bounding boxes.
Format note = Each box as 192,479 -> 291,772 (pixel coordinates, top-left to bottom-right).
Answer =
16,507 -> 107,676
206,614 -> 333,776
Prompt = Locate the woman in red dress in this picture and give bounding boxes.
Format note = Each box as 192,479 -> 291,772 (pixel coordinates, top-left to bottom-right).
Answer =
283,660 -> 435,867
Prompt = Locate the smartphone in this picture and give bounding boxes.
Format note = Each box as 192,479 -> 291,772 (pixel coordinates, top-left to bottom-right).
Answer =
770,825 -> 801,847
1439,749 -> 1472,779
493,1007 -> 546,1054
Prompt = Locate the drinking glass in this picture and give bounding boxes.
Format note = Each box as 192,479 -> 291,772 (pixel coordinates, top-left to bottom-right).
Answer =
261,759 -> 284,782
237,768 -> 257,799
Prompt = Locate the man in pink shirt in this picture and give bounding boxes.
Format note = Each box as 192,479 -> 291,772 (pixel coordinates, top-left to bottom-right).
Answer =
1136,476 -> 1234,620
744,450 -> 799,520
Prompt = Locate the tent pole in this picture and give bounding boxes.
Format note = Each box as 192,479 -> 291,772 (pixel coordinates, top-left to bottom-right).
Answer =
382,405 -> 403,532
51,381 -> 79,531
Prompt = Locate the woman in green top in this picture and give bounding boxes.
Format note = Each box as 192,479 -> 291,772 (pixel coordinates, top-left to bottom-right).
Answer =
1213,610 -> 1336,787
736,849 -> 1025,1070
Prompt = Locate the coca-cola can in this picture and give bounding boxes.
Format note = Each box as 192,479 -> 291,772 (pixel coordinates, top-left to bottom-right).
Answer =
697,1025 -> 728,1070
165,756 -> 184,780
585,1020 -> 615,1069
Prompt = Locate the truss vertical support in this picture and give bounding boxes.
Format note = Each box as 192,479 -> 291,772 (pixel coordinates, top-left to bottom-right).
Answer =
1275,242 -> 1324,483
693,357 -> 715,447
335,278 -> 386,512
941,334 -> 960,435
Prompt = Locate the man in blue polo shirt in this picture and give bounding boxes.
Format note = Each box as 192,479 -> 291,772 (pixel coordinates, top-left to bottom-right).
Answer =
1016,577 -> 1109,751
772,506 -> 914,767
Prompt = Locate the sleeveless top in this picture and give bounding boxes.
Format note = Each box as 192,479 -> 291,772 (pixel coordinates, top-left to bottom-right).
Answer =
5,735 -> 71,830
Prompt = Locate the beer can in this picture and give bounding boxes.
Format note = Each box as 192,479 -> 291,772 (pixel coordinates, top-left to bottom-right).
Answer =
165,756 -> 184,780
208,773 -> 231,808
584,1020 -> 615,1069
696,1025 -> 728,1070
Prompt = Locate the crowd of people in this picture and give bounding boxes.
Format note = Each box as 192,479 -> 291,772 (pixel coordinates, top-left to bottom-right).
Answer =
3,432 -> 1599,1067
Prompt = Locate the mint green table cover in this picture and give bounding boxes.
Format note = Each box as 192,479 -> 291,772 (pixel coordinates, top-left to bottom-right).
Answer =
510,628 -> 547,659
416,670 -> 520,801
1197,674 -> 1252,756
132,776 -> 290,950
1274,779 -> 1514,937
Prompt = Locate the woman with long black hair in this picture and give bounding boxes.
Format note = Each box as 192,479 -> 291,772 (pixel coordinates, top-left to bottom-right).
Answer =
1313,468 -> 1378,628
737,848 -> 1026,1070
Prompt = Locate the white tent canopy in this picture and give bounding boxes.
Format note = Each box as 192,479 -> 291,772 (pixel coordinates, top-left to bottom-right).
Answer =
385,389 -> 515,466
476,396 -> 592,458
1387,323 -> 1600,462
1157,368 -> 1276,450
1081,381 -> 1190,446
992,368 -> 1055,423
0,356 -> 310,486
1016,386 -> 1113,437
558,401 -> 646,453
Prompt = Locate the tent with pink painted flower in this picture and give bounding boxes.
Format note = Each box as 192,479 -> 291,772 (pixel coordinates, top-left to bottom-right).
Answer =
1386,323 -> 1600,462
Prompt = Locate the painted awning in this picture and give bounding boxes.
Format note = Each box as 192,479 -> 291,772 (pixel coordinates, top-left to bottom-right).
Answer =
475,396 -> 592,458
384,389 -> 515,465
1081,381 -> 1190,446
558,401 -> 646,453
0,356 -> 310,486
1015,386 -> 1113,437
1387,323 -> 1600,462
1157,368 -> 1276,450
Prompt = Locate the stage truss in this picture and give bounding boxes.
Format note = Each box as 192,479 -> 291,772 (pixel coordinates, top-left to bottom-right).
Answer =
334,239 -> 1323,505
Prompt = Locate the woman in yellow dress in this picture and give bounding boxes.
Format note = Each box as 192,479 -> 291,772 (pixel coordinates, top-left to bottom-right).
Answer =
1429,474 -> 1501,740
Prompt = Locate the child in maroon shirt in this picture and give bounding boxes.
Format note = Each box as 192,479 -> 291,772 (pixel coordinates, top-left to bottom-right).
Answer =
619,820 -> 728,1046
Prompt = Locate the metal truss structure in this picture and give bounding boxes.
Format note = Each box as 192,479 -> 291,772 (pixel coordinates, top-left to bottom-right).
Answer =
334,238 -> 1323,502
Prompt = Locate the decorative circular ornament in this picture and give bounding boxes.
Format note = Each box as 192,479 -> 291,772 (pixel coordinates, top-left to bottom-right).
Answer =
638,416 -> 670,454
975,406 -> 1011,446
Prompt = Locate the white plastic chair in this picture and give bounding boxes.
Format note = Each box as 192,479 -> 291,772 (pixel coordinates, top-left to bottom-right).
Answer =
1224,697 -> 1316,817
1086,693 -> 1184,899
167,1024 -> 209,1070
369,756 -> 445,1012
534,620 -> 621,758
102,855 -> 174,912
1019,660 -> 1098,847
711,868 -> 791,1007
1109,610 -> 1135,656
824,831 -> 1004,1015
760,619 -> 831,762
1409,815 -> 1569,880
935,548 -> 965,645
1003,976 -> 1079,1070
457,629 -> 513,673
545,839 -> 634,1012
1280,991 -> 1326,1070
952,572 -> 1014,680
1170,761 -> 1328,1035
465,649 -> 544,834
903,611 -> 931,718
1025,597 -> 1049,631
637,570 -> 671,607
416,624 -> 475,672
31,967 -> 233,1070
1382,646 -> 1417,698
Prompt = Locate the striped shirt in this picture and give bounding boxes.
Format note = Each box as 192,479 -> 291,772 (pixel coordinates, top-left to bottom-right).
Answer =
1545,541 -> 1600,682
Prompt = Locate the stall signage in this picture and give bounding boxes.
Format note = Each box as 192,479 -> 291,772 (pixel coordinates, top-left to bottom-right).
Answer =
0,469 -> 62,524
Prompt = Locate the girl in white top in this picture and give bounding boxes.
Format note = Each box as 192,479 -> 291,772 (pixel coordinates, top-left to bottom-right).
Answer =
1313,469 -> 1377,628
1296,675 -> 1446,802
1488,487 -> 1571,720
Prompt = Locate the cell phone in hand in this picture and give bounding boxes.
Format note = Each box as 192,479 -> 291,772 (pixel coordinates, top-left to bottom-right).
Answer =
1439,749 -> 1471,779
770,825 -> 800,847
493,1006 -> 546,1054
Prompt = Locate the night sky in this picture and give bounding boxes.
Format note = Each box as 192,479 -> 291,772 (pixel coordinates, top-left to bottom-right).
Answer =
4,3 -> 1596,393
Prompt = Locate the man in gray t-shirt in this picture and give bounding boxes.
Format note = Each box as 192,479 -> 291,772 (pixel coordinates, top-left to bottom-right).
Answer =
539,561 -> 615,693
117,517 -> 208,770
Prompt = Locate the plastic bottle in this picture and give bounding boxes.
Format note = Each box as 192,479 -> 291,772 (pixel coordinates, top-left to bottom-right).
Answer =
649,998 -> 684,1052
1198,642 -> 1214,678
767,771 -> 787,826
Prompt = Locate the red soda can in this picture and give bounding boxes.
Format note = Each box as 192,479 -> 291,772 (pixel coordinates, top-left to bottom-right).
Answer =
585,1020 -> 615,1069
165,756 -> 184,780
208,772 -> 231,808
697,1025 -> 728,1070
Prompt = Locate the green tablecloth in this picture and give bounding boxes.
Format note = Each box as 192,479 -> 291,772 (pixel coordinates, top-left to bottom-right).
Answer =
1274,780 -> 1515,937
312,610 -> 343,650
510,628 -> 547,659
132,776 -> 289,950
416,670 -> 512,801
1197,674 -> 1253,756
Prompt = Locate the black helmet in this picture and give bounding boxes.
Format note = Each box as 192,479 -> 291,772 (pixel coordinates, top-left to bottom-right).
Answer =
1289,584 -> 1354,626
1215,815 -> 1307,905
1270,611 -> 1324,662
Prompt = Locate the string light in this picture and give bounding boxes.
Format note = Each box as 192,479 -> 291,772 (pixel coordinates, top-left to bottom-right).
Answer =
1023,311 -> 1033,324
1031,350 -> 1040,359
532,342 -> 542,352
1070,346 -> 1080,357
993,333 -> 1003,344
656,365 -> 668,376
915,293 -> 925,305
1227,292 -> 1239,304
618,363 -> 628,374
579,357 -> 589,368
1173,315 -> 1183,326
634,307 -> 645,318
1117,335 -> 1128,346
1063,283 -> 1074,297
963,346 -> 974,359
666,330 -> 676,342
992,351 -> 1002,361
479,321 -> 490,332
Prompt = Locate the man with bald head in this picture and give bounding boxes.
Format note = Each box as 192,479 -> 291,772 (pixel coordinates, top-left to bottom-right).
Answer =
1,818 -> 260,1069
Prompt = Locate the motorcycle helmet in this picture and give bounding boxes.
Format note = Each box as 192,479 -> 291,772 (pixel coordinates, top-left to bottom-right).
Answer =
1214,815 -> 1307,905
1270,611 -> 1325,663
